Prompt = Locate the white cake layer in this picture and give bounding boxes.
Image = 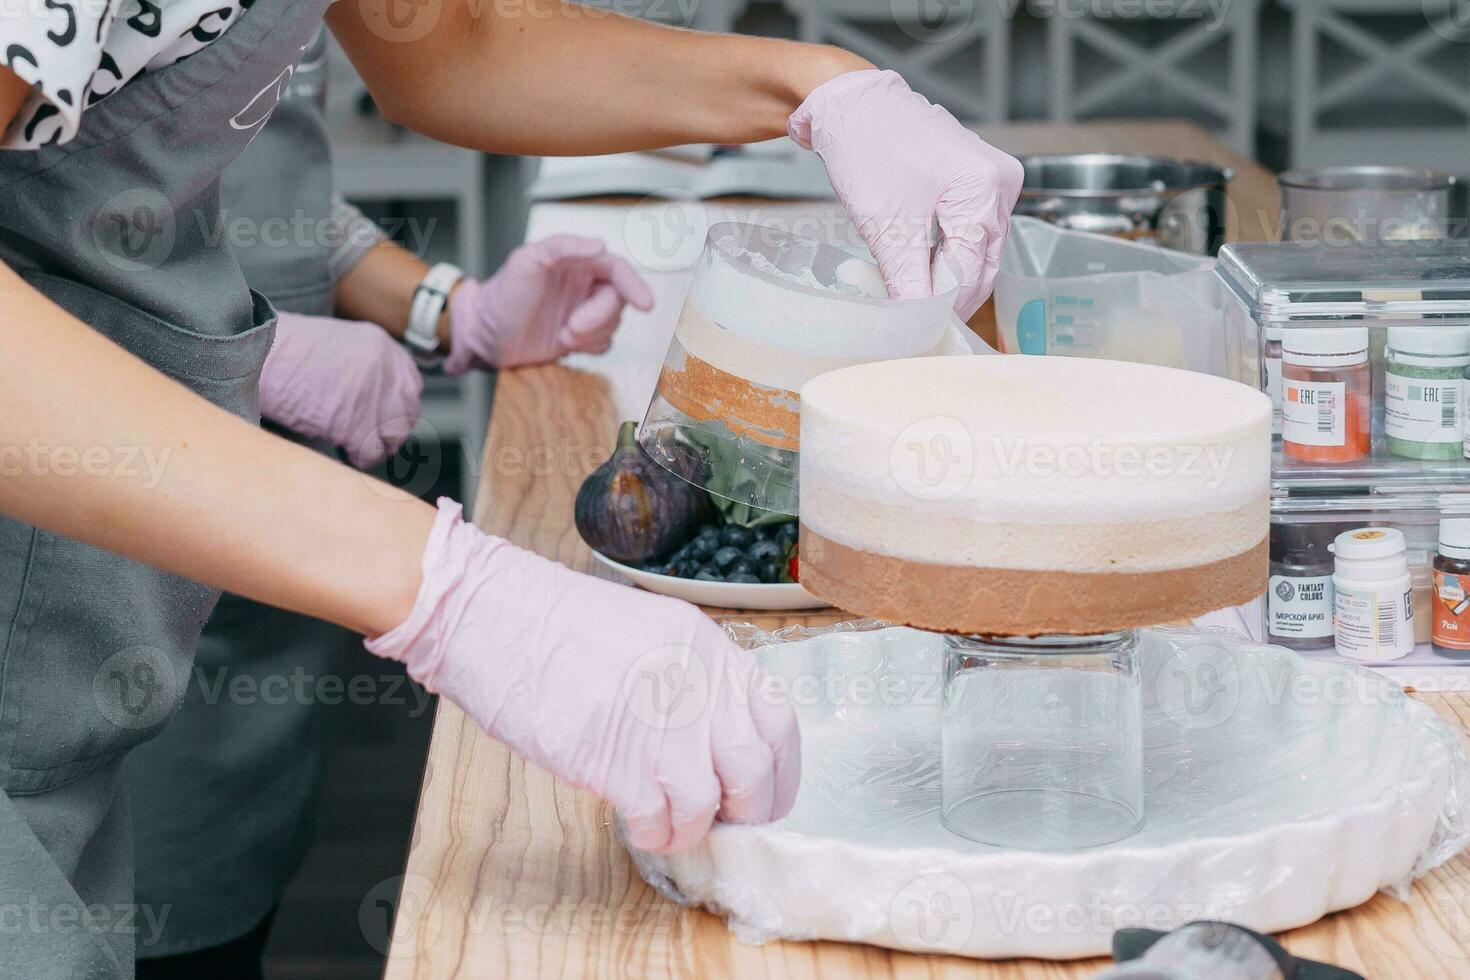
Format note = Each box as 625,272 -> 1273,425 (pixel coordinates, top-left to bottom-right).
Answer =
799,356 -> 1271,566
684,239 -> 952,368
803,485 -> 1267,572
674,303 -> 958,391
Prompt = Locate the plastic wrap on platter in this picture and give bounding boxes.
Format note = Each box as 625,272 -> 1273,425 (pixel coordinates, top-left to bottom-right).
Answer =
624,620 -> 1470,960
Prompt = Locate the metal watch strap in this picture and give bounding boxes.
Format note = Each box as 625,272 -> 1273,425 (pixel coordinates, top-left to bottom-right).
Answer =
405,262 -> 463,368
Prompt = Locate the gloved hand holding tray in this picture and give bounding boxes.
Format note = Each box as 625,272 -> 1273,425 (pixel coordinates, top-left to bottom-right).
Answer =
627,622 -> 1470,961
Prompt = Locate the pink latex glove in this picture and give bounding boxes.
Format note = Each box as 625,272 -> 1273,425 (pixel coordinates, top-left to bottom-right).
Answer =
366,500 -> 800,854
259,312 -> 423,469
788,69 -> 1025,319
444,235 -> 654,374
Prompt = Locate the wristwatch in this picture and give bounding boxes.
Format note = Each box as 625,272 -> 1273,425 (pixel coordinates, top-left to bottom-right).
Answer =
405,262 -> 464,369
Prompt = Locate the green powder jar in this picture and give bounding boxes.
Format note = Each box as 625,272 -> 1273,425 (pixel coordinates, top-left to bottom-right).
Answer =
1384,327 -> 1470,460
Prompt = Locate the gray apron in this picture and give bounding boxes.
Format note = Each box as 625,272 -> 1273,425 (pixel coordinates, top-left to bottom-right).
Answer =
124,28 -> 360,958
0,0 -> 333,975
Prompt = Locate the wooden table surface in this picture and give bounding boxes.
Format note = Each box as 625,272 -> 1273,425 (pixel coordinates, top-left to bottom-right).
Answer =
384,122 -> 1470,978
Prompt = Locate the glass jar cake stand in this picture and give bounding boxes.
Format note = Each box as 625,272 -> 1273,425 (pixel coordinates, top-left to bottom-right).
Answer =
941,631 -> 1144,850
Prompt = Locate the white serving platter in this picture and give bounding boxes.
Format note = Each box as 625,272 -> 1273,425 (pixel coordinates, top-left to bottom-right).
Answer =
628,625 -> 1470,960
591,549 -> 827,611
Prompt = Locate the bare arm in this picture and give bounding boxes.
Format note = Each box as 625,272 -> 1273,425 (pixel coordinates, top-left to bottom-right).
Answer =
334,238 -> 459,347
326,0 -> 871,156
0,69 -> 434,639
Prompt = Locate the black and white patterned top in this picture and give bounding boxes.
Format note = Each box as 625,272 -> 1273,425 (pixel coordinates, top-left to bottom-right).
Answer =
0,0 -> 254,149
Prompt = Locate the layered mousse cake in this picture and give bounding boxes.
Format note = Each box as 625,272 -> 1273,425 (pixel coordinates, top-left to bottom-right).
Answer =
652,225 -> 956,453
798,355 -> 1270,635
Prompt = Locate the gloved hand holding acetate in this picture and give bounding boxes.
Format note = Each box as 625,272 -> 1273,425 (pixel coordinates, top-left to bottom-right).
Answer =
788,69 -> 1025,319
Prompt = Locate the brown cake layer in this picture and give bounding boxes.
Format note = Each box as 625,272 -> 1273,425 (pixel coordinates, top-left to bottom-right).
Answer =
800,527 -> 1268,636
656,347 -> 800,451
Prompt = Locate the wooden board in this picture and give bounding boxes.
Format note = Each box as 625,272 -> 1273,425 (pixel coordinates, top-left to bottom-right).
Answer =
385,122 -> 1470,978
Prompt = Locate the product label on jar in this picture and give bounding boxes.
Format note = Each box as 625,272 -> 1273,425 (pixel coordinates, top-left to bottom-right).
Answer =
1385,372 -> 1461,444
1264,356 -> 1283,435
1335,584 -> 1415,660
1268,573 -> 1333,639
1433,569 -> 1470,650
1282,380 -> 1345,447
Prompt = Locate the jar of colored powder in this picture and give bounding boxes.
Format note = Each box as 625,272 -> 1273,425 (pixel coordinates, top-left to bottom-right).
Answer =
1384,327 -> 1469,460
1281,327 -> 1371,463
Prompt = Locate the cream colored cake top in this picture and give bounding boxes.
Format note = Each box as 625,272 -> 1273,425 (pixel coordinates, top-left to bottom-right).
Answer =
799,355 -> 1271,572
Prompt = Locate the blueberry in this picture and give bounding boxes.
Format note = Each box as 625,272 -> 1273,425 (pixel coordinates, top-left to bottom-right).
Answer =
729,556 -> 758,577
759,560 -> 783,584
669,558 -> 702,579
747,539 -> 783,563
718,525 -> 755,548
695,524 -> 722,542
773,522 -> 799,546
641,562 -> 667,576
712,546 -> 742,572
727,572 -> 761,584
687,536 -> 718,561
694,568 -> 722,582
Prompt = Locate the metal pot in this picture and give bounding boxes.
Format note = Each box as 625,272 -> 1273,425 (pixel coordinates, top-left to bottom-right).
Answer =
1278,166 -> 1460,243
1014,154 -> 1233,256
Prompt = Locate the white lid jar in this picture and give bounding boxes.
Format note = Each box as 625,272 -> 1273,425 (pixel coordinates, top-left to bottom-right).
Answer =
1386,326 -> 1470,368
1332,528 -> 1415,662
1440,519 -> 1470,560
1282,327 -> 1370,368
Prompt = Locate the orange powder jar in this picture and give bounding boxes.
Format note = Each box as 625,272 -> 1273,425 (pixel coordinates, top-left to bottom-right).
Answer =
1281,327 -> 1372,463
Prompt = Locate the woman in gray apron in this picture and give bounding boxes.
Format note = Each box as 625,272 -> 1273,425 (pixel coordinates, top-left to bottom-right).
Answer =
0,3 -> 1022,976
123,27 -> 393,975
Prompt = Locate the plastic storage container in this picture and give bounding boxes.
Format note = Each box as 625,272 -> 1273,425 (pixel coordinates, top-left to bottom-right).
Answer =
1217,240 -> 1470,492
991,217 -> 1242,380
1271,491 -> 1470,685
940,631 -> 1143,850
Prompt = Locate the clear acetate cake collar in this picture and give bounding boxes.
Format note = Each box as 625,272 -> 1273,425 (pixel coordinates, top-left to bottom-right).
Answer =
638,221 -> 962,516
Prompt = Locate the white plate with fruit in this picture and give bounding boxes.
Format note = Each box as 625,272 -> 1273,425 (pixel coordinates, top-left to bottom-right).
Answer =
577,423 -> 826,611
